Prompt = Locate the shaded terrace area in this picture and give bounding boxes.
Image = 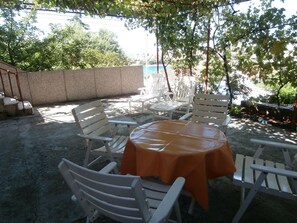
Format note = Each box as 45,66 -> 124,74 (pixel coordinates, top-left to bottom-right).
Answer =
0,96 -> 297,223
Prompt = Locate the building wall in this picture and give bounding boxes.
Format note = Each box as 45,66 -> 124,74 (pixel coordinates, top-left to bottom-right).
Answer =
1,66 -> 143,105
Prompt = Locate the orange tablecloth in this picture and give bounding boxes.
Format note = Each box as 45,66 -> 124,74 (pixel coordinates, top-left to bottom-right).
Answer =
121,120 -> 236,210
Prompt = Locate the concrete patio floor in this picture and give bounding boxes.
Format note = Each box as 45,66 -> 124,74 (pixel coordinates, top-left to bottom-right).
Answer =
0,96 -> 297,223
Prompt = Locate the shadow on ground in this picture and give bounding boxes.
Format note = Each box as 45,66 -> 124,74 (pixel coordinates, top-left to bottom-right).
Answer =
0,97 -> 296,223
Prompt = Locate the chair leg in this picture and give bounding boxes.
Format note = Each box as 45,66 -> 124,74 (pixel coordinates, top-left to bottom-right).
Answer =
188,197 -> 195,214
232,173 -> 267,223
174,201 -> 182,223
83,140 -> 92,167
240,187 -> 245,204
169,111 -> 173,119
141,102 -> 144,113
104,142 -> 119,173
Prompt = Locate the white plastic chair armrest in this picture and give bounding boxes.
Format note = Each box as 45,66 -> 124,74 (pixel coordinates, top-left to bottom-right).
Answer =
149,177 -> 185,223
108,120 -> 138,126
179,112 -> 193,120
251,139 -> 297,151
77,133 -> 113,142
99,161 -> 117,174
250,164 -> 297,178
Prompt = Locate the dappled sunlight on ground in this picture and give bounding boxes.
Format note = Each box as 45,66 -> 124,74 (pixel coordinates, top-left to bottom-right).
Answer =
229,117 -> 296,144
36,103 -> 80,123
1,96 -> 296,223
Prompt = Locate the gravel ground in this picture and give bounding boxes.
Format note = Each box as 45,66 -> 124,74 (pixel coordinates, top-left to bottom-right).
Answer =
0,97 -> 296,223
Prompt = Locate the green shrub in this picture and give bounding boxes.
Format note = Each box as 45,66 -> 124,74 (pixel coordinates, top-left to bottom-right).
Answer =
229,104 -> 243,115
269,84 -> 296,105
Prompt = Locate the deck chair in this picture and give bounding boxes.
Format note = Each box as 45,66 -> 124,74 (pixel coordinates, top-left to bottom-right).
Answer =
128,73 -> 166,112
72,100 -> 137,168
58,158 -> 185,223
179,93 -> 230,133
232,139 -> 297,223
149,76 -> 196,119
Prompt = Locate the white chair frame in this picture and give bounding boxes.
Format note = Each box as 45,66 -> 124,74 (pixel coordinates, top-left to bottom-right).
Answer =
149,76 -> 196,119
232,139 -> 297,223
59,158 -> 185,223
180,93 -> 230,133
129,73 -> 166,112
72,100 -> 137,167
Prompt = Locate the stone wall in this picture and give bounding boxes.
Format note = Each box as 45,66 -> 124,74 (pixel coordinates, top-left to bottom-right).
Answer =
0,66 -> 143,105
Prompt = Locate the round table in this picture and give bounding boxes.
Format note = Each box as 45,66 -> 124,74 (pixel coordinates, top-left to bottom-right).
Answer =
121,120 -> 236,210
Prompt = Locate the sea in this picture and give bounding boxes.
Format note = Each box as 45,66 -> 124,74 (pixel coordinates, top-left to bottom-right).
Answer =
143,64 -> 170,76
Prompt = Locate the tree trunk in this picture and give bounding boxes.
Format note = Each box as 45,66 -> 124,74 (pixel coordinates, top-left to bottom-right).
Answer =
204,18 -> 211,93
292,93 -> 297,131
161,50 -> 172,94
222,53 -> 233,104
156,30 -> 159,74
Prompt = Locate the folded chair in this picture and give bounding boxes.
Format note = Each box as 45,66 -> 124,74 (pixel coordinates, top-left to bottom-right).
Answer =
58,158 -> 185,223
233,139 -> 297,223
72,100 -> 137,168
179,93 -> 230,133
128,73 -> 166,112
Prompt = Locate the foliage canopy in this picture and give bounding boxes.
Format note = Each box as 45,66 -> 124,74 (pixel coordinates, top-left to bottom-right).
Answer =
1,0 -> 296,105
0,10 -> 129,71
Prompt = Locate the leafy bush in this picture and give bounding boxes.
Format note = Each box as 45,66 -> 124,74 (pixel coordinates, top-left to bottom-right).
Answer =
269,84 -> 296,105
229,104 -> 243,116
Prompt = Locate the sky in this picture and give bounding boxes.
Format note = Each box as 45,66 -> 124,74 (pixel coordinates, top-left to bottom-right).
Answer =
36,12 -> 156,58
34,0 -> 296,58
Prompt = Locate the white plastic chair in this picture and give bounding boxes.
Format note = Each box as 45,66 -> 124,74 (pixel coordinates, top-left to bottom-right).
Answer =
129,73 -> 166,112
232,139 -> 297,223
72,100 -> 137,167
149,76 -> 196,119
58,158 -> 185,223
179,93 -> 230,133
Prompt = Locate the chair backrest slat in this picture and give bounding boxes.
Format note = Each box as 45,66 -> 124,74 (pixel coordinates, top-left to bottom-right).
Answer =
84,193 -> 144,223
74,100 -> 103,113
192,93 -> 229,125
70,170 -> 135,197
74,105 -> 105,121
244,156 -> 254,184
193,116 -> 227,125
65,159 -> 136,186
264,160 -> 279,190
77,181 -> 141,210
72,100 -> 111,136
76,110 -> 107,128
275,162 -> 293,193
83,121 -> 110,137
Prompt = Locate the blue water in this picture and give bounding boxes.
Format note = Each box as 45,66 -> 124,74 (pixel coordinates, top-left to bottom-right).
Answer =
143,64 -> 171,76
143,65 -> 165,76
